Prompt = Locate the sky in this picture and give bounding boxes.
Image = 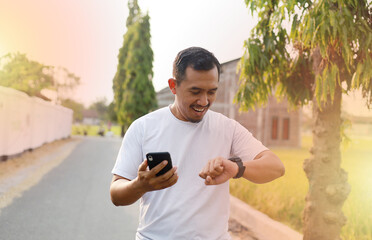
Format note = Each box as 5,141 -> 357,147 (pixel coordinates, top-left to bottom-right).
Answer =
0,0 -> 255,105
0,0 -> 371,116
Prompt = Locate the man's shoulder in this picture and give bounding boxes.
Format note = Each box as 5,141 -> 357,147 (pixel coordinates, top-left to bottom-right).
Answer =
134,107 -> 169,124
127,107 -> 169,134
207,109 -> 236,124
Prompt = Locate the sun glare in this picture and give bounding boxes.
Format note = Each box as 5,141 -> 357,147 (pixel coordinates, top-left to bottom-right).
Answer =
0,45 -> 5,58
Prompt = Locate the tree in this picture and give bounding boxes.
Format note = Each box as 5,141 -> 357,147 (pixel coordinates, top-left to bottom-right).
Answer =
107,101 -> 118,123
0,52 -> 54,96
88,97 -> 109,121
113,0 -> 157,137
60,98 -> 85,122
0,52 -> 80,101
49,66 -> 80,103
236,1 -> 371,239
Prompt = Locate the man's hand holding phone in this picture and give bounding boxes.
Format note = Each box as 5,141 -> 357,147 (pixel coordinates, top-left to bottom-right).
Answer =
135,156 -> 178,193
110,153 -> 177,206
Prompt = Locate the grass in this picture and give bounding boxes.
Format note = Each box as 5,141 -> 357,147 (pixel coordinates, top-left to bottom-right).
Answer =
71,124 -> 122,137
230,126 -> 372,240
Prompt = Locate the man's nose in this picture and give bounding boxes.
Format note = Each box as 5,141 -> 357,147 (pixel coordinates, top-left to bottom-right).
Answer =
197,93 -> 208,106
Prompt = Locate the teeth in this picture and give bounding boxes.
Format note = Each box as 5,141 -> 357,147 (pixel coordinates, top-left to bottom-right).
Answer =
193,107 -> 205,112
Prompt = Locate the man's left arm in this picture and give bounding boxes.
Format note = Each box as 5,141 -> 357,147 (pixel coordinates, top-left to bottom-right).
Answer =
241,150 -> 285,183
199,150 -> 285,185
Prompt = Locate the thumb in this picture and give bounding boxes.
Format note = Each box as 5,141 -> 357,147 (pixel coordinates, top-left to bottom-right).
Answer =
138,159 -> 148,172
205,175 -> 216,185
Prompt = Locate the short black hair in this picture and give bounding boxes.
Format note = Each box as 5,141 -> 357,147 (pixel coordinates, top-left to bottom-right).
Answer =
172,47 -> 221,84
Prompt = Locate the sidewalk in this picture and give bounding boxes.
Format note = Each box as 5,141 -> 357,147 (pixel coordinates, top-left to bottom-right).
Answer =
0,138 -> 81,212
229,196 -> 303,240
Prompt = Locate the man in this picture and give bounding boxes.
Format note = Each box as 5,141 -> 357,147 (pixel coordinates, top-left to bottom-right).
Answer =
110,47 -> 285,240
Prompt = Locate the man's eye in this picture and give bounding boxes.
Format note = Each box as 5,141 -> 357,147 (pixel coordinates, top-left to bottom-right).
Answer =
208,91 -> 216,95
191,91 -> 200,95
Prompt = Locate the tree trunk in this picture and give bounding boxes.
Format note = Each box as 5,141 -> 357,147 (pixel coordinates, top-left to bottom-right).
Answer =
303,84 -> 350,240
121,125 -> 125,137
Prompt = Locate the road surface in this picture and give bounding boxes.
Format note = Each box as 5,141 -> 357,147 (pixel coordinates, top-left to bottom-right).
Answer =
0,137 -> 139,240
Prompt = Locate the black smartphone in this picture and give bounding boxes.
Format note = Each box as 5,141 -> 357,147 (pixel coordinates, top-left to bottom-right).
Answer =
146,152 -> 173,176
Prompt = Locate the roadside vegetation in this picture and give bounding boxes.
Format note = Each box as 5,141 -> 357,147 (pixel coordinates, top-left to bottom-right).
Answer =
230,123 -> 372,240
71,124 -> 121,137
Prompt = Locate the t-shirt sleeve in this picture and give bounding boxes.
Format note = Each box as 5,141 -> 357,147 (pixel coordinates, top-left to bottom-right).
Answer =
231,121 -> 268,161
112,120 -> 143,180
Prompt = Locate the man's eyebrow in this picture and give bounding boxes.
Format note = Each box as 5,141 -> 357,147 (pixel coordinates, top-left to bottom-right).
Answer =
189,87 -> 218,91
189,87 -> 201,90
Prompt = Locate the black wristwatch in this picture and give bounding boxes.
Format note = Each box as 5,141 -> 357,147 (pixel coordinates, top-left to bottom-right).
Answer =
228,157 -> 246,179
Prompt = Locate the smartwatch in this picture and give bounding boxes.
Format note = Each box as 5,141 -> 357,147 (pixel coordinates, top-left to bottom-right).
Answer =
228,157 -> 246,179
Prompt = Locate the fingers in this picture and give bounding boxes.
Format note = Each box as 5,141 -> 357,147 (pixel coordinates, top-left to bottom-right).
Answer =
199,158 -> 224,179
147,166 -> 178,191
205,175 -> 216,185
155,167 -> 178,189
138,159 -> 148,171
160,166 -> 177,181
149,160 -> 169,177
139,159 -> 169,177
137,159 -> 178,192
199,162 -> 211,179
211,159 -> 224,175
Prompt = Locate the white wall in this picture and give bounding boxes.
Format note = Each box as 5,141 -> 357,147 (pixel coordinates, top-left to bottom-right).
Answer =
0,86 -> 73,157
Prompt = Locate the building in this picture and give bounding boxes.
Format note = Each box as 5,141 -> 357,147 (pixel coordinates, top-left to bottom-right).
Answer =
82,109 -> 100,125
156,58 -> 301,147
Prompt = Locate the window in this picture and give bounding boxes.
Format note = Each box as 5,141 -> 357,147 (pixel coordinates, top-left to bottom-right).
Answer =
271,117 -> 278,140
282,118 -> 290,140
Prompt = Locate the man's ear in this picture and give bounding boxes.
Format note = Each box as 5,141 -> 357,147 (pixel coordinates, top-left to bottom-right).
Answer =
168,78 -> 177,95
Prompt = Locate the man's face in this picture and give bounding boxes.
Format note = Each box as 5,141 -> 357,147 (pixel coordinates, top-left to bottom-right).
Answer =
169,66 -> 218,123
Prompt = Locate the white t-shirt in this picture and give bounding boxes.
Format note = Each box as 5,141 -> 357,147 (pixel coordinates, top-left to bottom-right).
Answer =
112,107 -> 268,240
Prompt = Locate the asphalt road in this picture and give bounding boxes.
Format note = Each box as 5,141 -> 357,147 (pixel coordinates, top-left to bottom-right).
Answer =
0,137 -> 139,240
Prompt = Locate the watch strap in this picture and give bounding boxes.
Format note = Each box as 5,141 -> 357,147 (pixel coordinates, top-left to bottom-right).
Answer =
228,157 -> 246,179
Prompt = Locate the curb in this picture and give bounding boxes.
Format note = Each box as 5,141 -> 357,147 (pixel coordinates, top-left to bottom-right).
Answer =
229,195 -> 303,240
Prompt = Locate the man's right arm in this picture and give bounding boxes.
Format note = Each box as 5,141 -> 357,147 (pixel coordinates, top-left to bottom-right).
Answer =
110,159 -> 178,206
110,175 -> 146,206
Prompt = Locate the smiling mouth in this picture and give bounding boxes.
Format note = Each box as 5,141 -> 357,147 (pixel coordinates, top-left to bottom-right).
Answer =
191,105 -> 209,113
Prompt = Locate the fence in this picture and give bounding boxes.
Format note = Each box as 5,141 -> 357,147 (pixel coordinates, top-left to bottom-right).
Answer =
0,86 -> 73,158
